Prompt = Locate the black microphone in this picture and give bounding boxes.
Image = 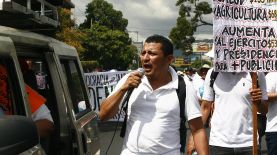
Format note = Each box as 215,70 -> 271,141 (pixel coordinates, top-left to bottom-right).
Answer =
123,68 -> 144,102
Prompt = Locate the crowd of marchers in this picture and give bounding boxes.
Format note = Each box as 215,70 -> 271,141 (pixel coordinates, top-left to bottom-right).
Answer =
98,34 -> 277,155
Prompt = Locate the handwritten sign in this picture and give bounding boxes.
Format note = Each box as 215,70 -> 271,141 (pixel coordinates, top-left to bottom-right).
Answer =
213,0 -> 277,72
85,71 -> 130,121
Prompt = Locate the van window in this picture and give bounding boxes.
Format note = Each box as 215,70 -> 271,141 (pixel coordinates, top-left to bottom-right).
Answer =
18,56 -> 58,124
0,57 -> 25,116
18,56 -> 58,154
17,57 -> 58,120
60,59 -> 90,116
19,59 -> 49,91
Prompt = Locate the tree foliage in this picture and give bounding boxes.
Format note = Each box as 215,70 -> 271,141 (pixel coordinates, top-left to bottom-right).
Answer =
82,24 -> 137,70
55,8 -> 86,55
80,0 -> 128,31
81,60 -> 99,72
80,0 -> 137,70
170,0 -> 212,54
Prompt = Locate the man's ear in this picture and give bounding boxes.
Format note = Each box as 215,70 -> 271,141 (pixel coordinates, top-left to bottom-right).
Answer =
167,55 -> 174,64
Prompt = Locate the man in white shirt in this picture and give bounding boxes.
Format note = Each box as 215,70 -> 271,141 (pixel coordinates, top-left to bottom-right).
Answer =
99,35 -> 208,155
201,70 -> 268,155
193,64 -> 210,100
265,72 -> 277,155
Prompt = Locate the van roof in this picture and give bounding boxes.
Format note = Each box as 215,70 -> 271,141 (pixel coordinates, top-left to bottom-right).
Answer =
0,25 -> 77,56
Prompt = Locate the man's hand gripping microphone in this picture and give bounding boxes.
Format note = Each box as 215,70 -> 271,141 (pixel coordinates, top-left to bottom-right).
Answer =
123,68 -> 144,102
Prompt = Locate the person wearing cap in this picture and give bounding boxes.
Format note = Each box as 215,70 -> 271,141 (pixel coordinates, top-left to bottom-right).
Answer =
198,64 -> 210,80
183,67 -> 195,83
193,64 -> 211,100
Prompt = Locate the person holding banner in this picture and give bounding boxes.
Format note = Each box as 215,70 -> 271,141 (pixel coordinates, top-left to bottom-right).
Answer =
201,70 -> 268,155
99,34 -> 208,155
265,72 -> 277,155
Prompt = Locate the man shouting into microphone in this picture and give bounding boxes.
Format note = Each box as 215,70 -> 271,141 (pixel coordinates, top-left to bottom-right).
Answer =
99,35 -> 208,155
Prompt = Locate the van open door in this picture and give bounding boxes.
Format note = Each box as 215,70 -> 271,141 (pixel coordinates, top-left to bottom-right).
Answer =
49,43 -> 100,155
0,36 -> 44,155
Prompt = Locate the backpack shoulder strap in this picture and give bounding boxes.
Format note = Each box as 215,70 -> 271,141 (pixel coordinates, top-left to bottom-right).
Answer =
209,69 -> 219,88
177,75 -> 186,153
177,75 -> 186,118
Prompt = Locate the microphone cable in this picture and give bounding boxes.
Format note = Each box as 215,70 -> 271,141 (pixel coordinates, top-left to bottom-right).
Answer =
105,96 -> 129,155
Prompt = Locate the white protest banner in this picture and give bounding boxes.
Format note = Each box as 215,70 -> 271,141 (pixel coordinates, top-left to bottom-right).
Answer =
85,71 -> 130,121
213,0 -> 277,72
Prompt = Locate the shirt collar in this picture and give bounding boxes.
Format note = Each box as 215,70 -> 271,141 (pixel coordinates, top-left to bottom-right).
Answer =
141,66 -> 178,91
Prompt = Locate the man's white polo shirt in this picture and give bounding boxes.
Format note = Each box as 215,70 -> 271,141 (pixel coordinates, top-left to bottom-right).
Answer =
110,67 -> 201,155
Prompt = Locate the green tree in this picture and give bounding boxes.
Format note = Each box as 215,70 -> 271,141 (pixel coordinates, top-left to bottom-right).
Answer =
80,0 -> 136,70
55,8 -> 86,56
170,0 -> 212,54
82,24 -> 137,70
80,0 -> 128,31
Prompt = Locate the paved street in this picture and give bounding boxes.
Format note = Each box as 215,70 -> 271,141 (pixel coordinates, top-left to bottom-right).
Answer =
99,122 -> 123,155
98,122 -> 267,155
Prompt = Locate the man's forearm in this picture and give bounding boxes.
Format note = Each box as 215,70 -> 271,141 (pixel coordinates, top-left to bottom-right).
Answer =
201,101 -> 212,124
98,88 -> 127,121
188,117 -> 209,155
35,119 -> 54,138
192,128 -> 209,155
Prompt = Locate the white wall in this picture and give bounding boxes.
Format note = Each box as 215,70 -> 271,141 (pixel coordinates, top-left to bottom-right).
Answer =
0,0 -> 2,10
0,0 -> 13,10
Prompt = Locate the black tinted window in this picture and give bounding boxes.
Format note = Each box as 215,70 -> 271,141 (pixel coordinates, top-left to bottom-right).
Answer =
0,57 -> 25,116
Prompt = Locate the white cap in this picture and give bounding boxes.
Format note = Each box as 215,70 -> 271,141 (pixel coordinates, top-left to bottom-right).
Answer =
201,64 -> 211,69
177,71 -> 183,75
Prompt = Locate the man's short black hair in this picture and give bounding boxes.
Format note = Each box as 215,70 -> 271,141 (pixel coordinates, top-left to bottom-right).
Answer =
145,34 -> 173,56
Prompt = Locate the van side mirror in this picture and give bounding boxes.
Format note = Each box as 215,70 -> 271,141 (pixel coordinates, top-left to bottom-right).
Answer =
0,115 -> 39,155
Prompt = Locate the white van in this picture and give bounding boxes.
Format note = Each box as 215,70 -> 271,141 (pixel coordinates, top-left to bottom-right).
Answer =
0,25 -> 100,155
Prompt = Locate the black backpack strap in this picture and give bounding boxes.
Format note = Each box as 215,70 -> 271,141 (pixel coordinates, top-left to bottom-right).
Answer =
177,75 -> 186,119
210,69 -> 219,88
177,75 -> 186,153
